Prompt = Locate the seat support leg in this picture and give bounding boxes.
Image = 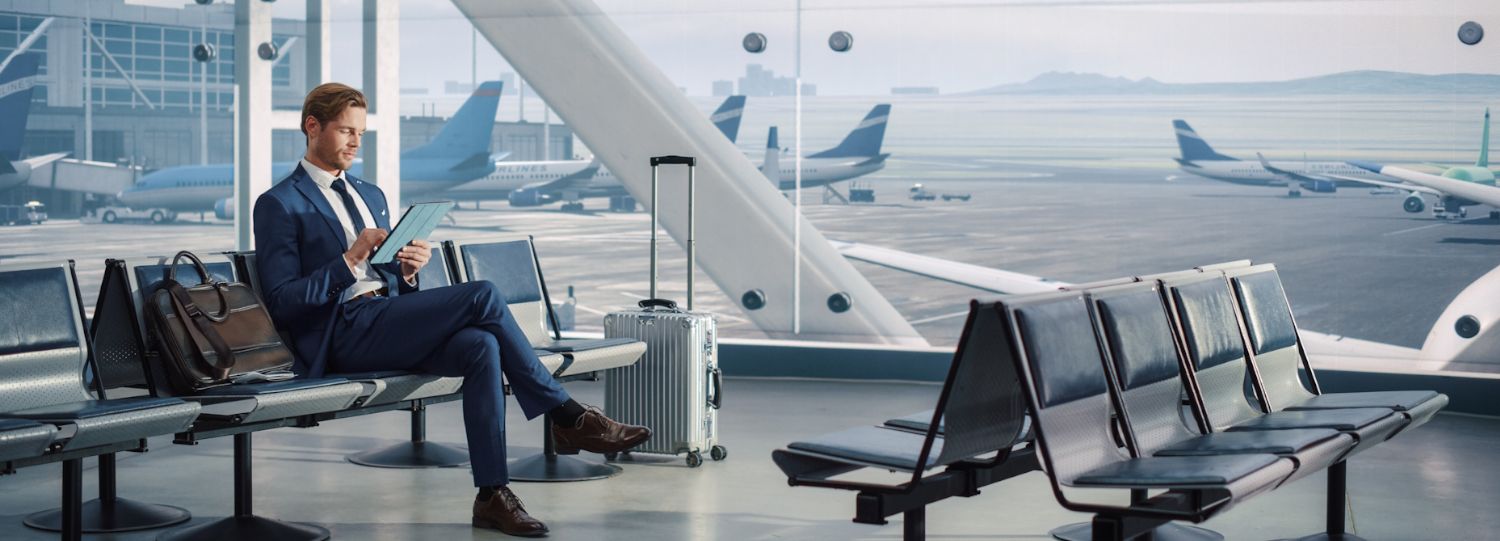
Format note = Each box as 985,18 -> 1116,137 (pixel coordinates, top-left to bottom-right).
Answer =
1286,461 -> 1368,541
24,452 -> 192,533
62,458 -> 82,541
902,506 -> 926,541
346,400 -> 470,468
509,411 -> 622,482
157,432 -> 330,541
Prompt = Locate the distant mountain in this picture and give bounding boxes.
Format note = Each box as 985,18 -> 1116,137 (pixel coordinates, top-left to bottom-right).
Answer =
968,70 -> 1500,95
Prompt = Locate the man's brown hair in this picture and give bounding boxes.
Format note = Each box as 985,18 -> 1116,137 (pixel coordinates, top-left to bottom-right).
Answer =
301,82 -> 367,139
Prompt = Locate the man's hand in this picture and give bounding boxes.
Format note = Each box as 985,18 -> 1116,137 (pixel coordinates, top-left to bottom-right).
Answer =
343,228 -> 388,268
397,239 -> 432,282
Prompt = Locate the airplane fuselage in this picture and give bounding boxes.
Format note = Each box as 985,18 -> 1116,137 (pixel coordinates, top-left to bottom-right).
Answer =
116,160 -> 481,212
1178,159 -> 1386,187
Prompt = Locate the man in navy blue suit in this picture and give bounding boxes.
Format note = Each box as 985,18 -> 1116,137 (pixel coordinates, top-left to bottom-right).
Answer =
254,83 -> 649,537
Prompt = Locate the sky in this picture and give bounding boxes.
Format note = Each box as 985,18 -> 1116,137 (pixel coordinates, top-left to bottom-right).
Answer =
230,0 -> 1500,96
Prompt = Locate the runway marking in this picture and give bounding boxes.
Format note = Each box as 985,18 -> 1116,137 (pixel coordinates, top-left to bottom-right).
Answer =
908,310 -> 971,325
1383,223 -> 1448,237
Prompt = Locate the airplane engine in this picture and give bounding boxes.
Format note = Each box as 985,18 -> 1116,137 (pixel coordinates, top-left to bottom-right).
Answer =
507,187 -> 554,208
214,197 -> 235,220
1403,194 -> 1426,213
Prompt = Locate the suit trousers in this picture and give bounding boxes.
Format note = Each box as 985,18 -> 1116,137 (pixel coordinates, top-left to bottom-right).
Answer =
328,280 -> 570,486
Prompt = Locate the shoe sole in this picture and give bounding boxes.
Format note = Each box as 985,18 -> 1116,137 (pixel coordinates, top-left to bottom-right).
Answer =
472,517 -> 549,538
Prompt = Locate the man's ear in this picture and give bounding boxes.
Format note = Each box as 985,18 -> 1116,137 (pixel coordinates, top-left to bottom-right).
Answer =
303,115 -> 320,139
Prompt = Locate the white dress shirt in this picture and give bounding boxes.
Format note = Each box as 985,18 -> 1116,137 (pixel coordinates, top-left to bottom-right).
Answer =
299,158 -> 387,302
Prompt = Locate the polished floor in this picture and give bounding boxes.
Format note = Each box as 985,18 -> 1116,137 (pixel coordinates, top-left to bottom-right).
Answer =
0,378 -> 1495,540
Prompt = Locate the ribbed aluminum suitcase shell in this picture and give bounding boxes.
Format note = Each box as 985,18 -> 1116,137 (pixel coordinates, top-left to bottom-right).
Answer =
604,308 -> 719,458
603,155 -> 724,465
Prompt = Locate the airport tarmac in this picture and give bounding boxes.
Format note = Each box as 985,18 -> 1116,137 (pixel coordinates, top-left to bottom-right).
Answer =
2,164 -> 1497,353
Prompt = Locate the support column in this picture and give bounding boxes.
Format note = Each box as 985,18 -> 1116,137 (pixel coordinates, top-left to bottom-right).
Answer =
234,0 -> 273,251
363,0 -> 401,211
306,0 -> 332,88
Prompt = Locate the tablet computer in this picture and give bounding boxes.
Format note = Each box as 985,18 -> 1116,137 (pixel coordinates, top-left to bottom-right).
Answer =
370,201 -> 456,265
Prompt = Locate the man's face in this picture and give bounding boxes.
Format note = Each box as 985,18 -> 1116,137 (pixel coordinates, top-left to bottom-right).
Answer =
306,105 -> 366,172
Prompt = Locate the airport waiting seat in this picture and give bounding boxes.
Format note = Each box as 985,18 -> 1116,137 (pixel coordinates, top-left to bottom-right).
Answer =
1223,264 -> 1448,432
772,299 -> 1038,541
1082,281 -> 1356,541
1001,290 -> 1294,541
0,261 -> 201,541
1161,273 -> 1408,541
235,248 -> 477,469
450,236 -> 647,482
450,236 -> 651,479
84,255 -> 366,541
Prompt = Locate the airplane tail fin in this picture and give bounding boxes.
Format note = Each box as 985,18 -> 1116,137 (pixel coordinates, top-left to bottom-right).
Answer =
0,53 -> 41,161
808,104 -> 890,159
1478,108 -> 1490,168
711,95 -> 746,143
405,81 -> 503,159
1172,119 -> 1237,163
762,126 -> 780,186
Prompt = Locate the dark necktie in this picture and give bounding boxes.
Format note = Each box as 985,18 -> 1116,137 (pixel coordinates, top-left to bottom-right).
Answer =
330,178 -> 367,234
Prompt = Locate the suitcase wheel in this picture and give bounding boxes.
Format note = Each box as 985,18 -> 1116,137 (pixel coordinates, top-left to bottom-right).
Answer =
686,451 -> 703,468
710,445 -> 727,461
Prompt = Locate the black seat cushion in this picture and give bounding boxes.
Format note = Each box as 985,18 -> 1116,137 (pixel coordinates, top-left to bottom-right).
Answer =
8,397 -> 187,421
787,425 -> 942,472
1227,407 -> 1394,432
884,410 -> 1033,442
538,337 -> 639,353
329,370 -> 415,380
194,377 -> 350,396
1155,428 -> 1344,456
1288,391 -> 1440,413
1073,453 -> 1282,487
0,418 -> 47,431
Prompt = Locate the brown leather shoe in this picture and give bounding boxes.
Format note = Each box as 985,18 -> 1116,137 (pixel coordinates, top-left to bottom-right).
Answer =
552,405 -> 651,455
473,486 -> 548,537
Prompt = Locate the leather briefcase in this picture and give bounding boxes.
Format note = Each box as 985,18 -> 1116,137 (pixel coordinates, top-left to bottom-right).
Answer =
146,251 -> 294,394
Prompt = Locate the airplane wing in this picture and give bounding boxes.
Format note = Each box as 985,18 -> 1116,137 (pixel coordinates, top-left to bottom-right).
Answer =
1325,174 -> 1443,197
830,240 -> 1063,294
521,159 -> 602,193
1256,152 -> 1338,190
19,152 -> 68,169
1351,161 -> 1500,208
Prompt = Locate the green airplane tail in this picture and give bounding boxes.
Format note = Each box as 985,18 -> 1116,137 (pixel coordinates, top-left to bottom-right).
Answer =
1479,107 -> 1490,168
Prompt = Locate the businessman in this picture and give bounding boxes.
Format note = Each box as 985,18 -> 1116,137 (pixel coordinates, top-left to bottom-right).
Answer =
254,83 -> 649,537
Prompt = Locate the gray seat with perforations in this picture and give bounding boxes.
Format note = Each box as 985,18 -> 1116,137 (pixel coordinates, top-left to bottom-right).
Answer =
1163,275 -> 1406,451
451,236 -> 646,377
0,261 -> 202,540
1003,291 -> 1294,541
1089,281 -> 1353,485
773,300 -> 1037,540
1225,264 -> 1447,432
450,236 -> 645,482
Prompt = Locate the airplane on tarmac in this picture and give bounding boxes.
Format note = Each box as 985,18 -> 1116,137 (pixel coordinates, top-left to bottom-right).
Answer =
1329,109 -> 1499,220
0,54 -> 70,192
440,95 -> 748,207
114,81 -> 508,221
496,103 -> 892,211
1342,159 -> 1500,221
1172,119 -> 1391,196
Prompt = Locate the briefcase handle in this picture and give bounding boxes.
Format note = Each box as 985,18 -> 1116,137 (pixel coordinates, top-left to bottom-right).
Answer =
164,251 -> 231,322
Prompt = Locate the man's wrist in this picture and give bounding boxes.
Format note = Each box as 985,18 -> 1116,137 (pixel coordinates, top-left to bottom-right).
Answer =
342,252 -> 362,278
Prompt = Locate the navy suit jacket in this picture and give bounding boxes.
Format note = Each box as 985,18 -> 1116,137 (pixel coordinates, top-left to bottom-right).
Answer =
253,164 -> 417,377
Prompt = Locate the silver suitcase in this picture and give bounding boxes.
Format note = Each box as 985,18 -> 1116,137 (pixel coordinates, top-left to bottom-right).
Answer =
604,155 -> 726,467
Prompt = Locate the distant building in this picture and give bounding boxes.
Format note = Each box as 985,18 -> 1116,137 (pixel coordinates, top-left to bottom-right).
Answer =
711,80 -> 734,97
736,64 -> 814,97
401,87 -> 429,95
892,86 -> 939,96
444,80 -> 475,95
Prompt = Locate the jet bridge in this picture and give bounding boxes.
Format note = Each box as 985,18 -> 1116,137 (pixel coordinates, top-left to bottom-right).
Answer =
450,0 -> 925,345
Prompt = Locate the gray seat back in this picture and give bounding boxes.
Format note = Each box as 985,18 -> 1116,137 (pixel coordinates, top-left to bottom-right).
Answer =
1161,274 -> 1263,431
1089,282 -> 1202,454
1003,291 -> 1129,486
928,300 -> 1029,465
1225,264 -> 1318,409
451,236 -> 551,346
417,241 -> 456,289
0,262 -> 95,412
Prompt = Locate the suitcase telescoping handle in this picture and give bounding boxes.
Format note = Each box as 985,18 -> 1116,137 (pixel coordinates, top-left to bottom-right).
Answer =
646,155 -> 697,311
